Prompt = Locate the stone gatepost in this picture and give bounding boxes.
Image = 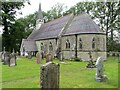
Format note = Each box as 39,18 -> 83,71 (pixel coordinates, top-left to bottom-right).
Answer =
40,62 -> 60,89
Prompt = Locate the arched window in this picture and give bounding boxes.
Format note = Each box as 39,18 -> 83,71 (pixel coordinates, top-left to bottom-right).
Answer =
92,38 -> 95,49
66,40 -> 70,49
41,43 -> 44,51
49,42 -> 53,51
79,38 -> 82,49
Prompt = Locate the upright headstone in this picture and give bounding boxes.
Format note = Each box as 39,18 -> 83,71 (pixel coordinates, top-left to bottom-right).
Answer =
36,52 -> 42,64
3,52 -> 10,65
1,47 -> 6,62
95,57 -> 107,82
40,62 -> 60,89
9,49 -> 17,67
28,51 -> 32,59
1,52 -> 4,62
46,54 -> 53,63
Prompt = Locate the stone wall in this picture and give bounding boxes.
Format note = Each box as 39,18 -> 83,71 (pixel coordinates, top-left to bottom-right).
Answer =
61,34 -> 106,60
36,34 -> 106,61
36,39 -> 57,57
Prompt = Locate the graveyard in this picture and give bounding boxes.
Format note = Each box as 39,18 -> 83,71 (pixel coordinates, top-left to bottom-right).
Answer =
1,56 -> 118,88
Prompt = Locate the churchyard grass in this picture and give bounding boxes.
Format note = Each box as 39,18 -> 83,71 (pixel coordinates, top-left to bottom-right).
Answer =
1,56 -> 119,88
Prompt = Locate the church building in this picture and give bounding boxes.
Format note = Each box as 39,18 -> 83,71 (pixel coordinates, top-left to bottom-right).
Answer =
20,3 -> 106,61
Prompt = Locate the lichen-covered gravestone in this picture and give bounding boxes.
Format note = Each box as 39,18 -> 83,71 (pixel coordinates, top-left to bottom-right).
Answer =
46,54 -> 53,63
9,53 -> 17,67
40,62 -> 60,89
95,57 -> 108,82
36,52 -> 42,64
3,52 -> 10,65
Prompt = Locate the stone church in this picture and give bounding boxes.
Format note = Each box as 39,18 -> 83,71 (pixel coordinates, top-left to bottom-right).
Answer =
20,3 -> 106,61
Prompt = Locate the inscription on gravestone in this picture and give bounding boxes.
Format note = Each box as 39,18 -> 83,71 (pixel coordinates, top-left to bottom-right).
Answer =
40,62 -> 60,89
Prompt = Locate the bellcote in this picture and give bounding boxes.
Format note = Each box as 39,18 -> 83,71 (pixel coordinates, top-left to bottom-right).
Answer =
36,2 -> 44,30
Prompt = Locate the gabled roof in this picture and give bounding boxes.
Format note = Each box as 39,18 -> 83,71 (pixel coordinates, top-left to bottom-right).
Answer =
28,14 -> 72,40
28,13 -> 105,40
21,39 -> 37,51
64,13 -> 104,35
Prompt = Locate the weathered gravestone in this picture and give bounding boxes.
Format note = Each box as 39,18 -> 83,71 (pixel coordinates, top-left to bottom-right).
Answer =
28,51 -> 32,59
9,52 -> 17,67
3,52 -> 10,65
36,52 -> 42,64
95,57 -> 108,82
1,52 -> 5,62
40,62 -> 60,89
46,54 -> 53,63
86,51 -> 96,68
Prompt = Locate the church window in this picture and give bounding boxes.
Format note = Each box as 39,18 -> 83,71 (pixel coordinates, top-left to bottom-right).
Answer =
41,43 -> 44,51
66,40 -> 70,49
79,38 -> 82,49
49,42 -> 53,51
92,38 -> 95,49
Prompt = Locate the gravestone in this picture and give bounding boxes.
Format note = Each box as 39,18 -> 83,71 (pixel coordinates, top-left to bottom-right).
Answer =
46,54 -> 53,63
40,62 -> 60,89
1,52 -> 5,62
9,53 -> 17,67
86,51 -> 96,68
36,52 -> 42,64
3,52 -> 10,65
95,57 -> 108,82
28,51 -> 32,59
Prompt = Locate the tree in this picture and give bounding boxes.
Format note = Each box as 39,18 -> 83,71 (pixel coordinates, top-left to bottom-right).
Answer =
65,1 -> 119,51
43,3 -> 67,21
92,2 -> 119,51
1,1 -> 29,52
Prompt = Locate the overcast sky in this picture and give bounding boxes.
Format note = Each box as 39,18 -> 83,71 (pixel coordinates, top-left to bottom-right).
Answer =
0,0 -> 81,34
20,0 -> 81,17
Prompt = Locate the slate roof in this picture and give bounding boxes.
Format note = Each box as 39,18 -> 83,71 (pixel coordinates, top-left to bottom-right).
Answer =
21,39 -> 38,51
28,14 -> 72,40
64,13 -> 104,35
28,13 -> 105,40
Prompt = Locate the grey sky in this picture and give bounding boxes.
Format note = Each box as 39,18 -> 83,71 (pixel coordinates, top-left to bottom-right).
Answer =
20,0 -> 81,17
0,0 -> 81,34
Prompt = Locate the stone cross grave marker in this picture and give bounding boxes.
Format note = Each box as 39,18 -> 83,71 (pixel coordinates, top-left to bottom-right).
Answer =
95,57 -> 108,82
40,62 -> 60,89
36,52 -> 42,64
46,53 -> 53,63
86,51 -> 96,68
9,52 -> 17,67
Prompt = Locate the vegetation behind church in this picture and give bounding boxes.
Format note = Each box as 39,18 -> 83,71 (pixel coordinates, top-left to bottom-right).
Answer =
1,1 -> 120,53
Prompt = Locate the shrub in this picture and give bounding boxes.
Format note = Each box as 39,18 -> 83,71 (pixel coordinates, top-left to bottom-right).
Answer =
74,58 -> 82,62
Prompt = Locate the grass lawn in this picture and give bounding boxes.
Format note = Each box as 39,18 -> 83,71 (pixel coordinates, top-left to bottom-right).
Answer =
1,56 -> 119,88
